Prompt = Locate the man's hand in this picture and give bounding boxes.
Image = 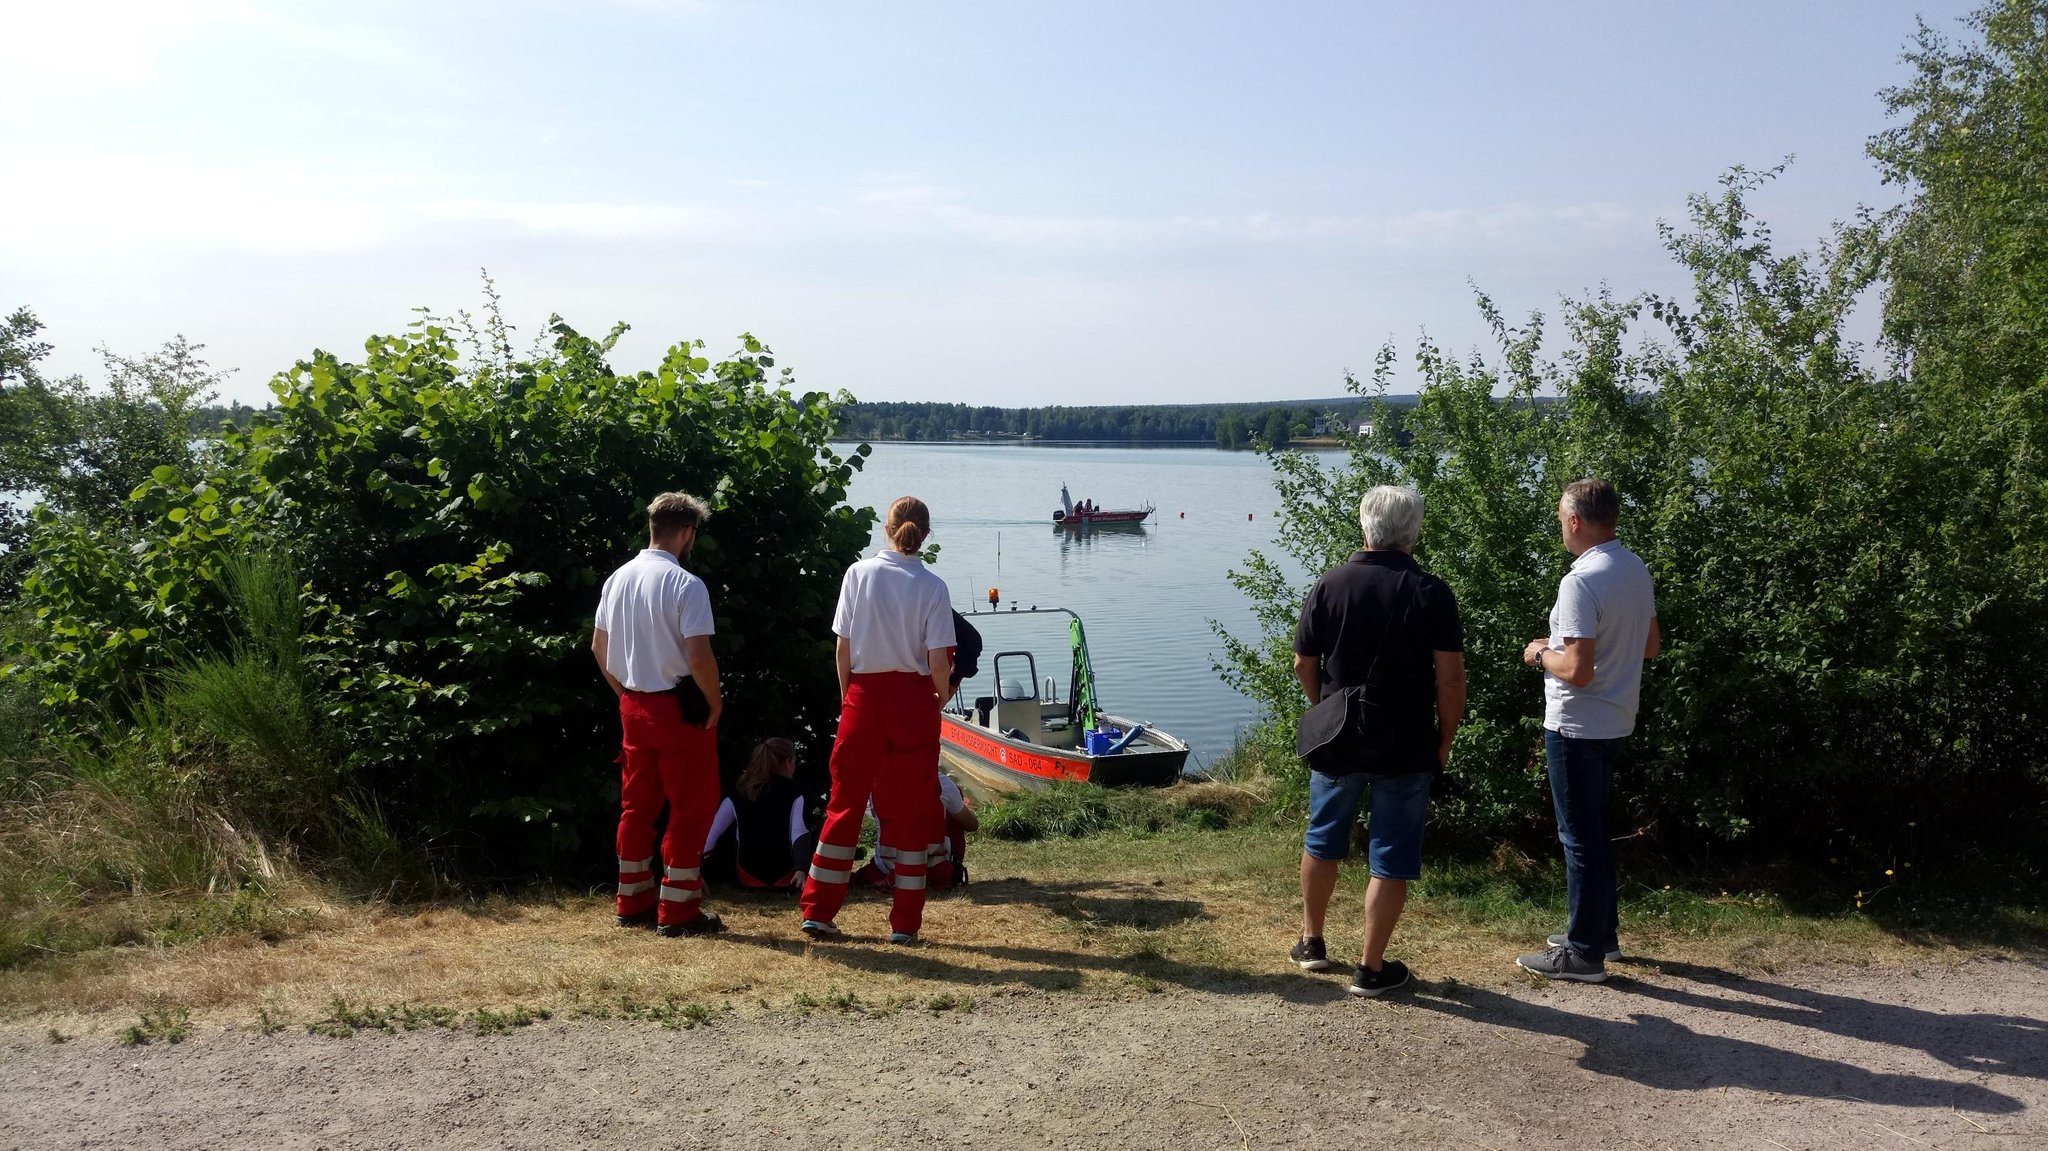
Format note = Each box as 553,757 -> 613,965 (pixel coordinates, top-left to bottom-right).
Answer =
1293,652 -> 1321,705
1433,650 -> 1464,769
1522,638 -> 1548,667
592,628 -> 625,697
684,634 -> 722,729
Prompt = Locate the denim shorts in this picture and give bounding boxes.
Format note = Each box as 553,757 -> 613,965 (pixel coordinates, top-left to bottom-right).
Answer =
1303,769 -> 1431,879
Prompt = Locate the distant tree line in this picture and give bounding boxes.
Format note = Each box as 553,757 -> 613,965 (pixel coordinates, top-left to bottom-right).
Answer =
831,397 -> 1419,448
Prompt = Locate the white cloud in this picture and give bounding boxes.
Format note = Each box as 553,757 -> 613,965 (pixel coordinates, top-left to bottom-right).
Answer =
839,177 -> 1637,255
0,153 -> 751,254
434,199 -> 746,240
0,0 -> 417,85
2,0 -> 233,83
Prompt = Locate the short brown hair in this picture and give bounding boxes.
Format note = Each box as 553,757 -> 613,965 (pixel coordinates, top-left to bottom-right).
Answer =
1562,477 -> 1620,528
647,491 -> 710,538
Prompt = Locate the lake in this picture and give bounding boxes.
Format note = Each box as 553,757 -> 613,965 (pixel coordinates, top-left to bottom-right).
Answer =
839,442 -> 1324,771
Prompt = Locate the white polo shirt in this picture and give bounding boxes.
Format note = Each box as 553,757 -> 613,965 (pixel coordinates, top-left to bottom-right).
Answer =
594,549 -> 715,692
1544,539 -> 1657,739
832,549 -> 955,675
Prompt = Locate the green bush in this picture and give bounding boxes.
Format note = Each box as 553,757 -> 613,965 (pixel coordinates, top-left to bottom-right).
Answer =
1223,148 -> 2048,854
7,310 -> 872,876
1221,3 -> 2048,856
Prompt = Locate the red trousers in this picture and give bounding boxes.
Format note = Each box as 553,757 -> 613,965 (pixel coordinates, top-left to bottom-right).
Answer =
800,672 -> 940,935
855,798 -> 967,891
615,690 -> 719,927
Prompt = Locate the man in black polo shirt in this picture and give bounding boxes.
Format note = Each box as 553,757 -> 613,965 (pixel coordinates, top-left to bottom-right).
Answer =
1290,485 -> 1466,995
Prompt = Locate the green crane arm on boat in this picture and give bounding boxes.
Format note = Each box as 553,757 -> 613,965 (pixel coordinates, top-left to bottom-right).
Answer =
1070,615 -> 1099,734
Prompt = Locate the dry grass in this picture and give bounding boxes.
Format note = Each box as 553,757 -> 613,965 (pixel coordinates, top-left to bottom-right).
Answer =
1,825 -> 2019,1040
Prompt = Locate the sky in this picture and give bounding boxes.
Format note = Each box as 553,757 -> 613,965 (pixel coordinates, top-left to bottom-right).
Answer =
0,0 -> 1979,407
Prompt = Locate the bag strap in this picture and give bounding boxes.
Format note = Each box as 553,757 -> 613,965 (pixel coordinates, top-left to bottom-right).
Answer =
1358,569 -> 1417,702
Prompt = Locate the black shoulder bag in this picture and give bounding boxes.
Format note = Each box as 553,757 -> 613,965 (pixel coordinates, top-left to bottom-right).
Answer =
1295,571 -> 1415,774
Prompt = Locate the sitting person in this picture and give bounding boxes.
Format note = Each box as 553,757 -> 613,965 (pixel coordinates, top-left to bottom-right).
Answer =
703,738 -> 815,890
854,771 -> 978,892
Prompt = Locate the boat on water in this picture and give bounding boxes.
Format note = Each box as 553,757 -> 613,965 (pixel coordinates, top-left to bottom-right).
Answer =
941,607 -> 1190,794
1051,482 -> 1153,526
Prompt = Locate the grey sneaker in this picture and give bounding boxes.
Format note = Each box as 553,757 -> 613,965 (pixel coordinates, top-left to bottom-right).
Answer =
801,918 -> 843,940
1548,934 -> 1623,962
1290,936 -> 1331,971
1347,959 -> 1411,997
1517,944 -> 1609,983
888,931 -> 919,945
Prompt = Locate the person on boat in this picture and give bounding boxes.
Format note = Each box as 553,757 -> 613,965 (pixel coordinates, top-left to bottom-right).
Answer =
799,496 -> 955,944
703,738 -> 815,891
591,491 -> 726,937
1290,485 -> 1466,995
949,610 -> 983,701
854,770 -> 978,893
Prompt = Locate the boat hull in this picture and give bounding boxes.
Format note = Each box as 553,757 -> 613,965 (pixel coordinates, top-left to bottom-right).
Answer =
939,712 -> 1188,795
1052,509 -> 1149,526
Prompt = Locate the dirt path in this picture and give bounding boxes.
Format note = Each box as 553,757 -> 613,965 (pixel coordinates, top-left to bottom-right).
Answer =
3,956 -> 2042,1150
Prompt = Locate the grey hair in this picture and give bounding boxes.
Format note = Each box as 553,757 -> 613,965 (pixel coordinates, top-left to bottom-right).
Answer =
1358,485 -> 1424,551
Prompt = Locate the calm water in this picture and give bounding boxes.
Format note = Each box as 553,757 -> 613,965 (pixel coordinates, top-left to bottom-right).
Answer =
840,442 -> 1321,771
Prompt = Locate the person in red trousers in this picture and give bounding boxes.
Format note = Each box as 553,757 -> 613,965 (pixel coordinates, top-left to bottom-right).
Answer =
592,491 -> 726,938
800,495 -> 955,944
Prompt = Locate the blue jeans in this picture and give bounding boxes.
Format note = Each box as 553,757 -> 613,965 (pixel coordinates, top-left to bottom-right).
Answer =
1303,770 -> 1431,880
1545,729 -> 1626,962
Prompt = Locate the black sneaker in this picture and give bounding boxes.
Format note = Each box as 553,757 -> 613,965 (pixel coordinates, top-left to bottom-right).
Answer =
1517,943 -> 1608,983
1289,936 -> 1332,971
656,910 -> 726,938
1547,933 -> 1622,962
1348,959 -> 1411,997
614,909 -> 656,930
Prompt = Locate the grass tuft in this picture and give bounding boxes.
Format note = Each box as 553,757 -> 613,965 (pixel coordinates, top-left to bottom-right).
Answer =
119,1005 -> 190,1046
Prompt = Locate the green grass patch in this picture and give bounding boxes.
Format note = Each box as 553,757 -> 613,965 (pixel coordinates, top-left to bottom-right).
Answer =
304,995 -> 548,1038
119,1005 -> 190,1046
563,993 -> 720,1030
980,781 -> 1263,841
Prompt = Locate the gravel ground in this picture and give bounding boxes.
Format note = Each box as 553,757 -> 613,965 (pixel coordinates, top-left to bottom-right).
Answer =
2,956 -> 2042,1150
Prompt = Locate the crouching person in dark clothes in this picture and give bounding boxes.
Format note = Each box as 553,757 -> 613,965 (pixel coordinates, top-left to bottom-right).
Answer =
704,738 -> 816,890
1290,486 -> 1466,996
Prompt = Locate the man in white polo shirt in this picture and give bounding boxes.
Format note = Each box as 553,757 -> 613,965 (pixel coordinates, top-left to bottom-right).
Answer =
592,491 -> 726,937
1517,477 -> 1660,982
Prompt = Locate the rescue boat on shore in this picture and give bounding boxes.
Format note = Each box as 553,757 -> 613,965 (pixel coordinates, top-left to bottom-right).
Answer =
1050,482 -> 1153,526
940,607 -> 1190,795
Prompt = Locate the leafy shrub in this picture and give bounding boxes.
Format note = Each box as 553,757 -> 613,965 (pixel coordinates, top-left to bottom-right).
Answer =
8,309 -> 871,876
1222,153 -> 2048,854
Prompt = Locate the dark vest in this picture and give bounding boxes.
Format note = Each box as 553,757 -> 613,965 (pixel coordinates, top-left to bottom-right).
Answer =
732,776 -> 806,880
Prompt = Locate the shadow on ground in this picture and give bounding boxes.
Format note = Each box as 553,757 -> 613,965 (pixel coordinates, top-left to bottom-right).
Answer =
727,877 -> 1347,1004
1402,957 -> 2045,1114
